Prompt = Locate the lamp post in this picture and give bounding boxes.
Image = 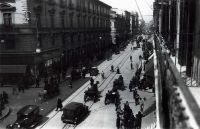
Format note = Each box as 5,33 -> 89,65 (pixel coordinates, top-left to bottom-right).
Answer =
34,13 -> 41,85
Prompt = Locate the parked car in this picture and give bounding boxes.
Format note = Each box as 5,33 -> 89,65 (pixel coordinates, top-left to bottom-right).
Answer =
71,67 -> 82,80
90,67 -> 99,76
6,105 -> 42,129
61,102 -> 90,125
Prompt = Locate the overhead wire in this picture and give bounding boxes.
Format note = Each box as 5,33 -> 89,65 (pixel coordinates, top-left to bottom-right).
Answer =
143,0 -> 153,10
134,0 -> 144,21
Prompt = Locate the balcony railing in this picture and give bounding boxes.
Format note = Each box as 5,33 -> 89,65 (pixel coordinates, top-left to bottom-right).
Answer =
154,34 -> 200,129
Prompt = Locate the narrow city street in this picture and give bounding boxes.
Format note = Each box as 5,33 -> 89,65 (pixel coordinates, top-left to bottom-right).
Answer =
35,42 -> 155,129
2,0 -> 200,128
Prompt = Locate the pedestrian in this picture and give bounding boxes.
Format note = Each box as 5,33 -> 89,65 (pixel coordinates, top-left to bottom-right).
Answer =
17,80 -> 22,93
111,65 -> 114,72
56,98 -> 63,111
69,78 -> 72,88
140,98 -> 145,113
12,85 -> 17,95
101,71 -> 105,79
116,105 -> 123,118
135,94 -> 140,106
62,71 -> 66,80
133,88 -> 137,99
57,73 -> 60,84
115,96 -> 121,111
21,84 -> 25,93
90,77 -> 94,86
44,77 -> 48,85
82,69 -> 86,78
116,114 -> 121,129
35,76 -> 40,88
129,81 -> 132,92
131,62 -> 133,70
124,117 -> 128,129
136,111 -> 143,129
130,56 -> 132,62
131,114 -> 135,128
2,91 -> 8,104
117,67 -> 120,74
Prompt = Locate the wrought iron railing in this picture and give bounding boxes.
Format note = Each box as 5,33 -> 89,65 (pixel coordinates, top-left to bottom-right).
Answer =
154,34 -> 200,129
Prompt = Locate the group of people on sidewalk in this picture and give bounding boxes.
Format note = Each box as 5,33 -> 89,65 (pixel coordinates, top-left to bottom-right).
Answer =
115,40 -> 154,129
116,101 -> 143,129
43,74 -> 60,99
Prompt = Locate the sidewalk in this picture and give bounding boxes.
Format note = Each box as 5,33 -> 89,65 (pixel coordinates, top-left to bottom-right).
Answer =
0,55 -> 107,129
0,77 -> 90,129
141,94 -> 156,129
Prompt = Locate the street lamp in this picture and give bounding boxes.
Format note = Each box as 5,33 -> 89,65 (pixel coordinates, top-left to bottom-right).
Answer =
36,48 -> 41,53
0,40 -> 5,43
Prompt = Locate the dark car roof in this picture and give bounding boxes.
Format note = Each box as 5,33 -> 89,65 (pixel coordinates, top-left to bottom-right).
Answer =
64,102 -> 83,110
17,105 -> 39,116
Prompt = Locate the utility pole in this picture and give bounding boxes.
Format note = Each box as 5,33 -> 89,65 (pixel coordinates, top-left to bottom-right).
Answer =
175,0 -> 180,66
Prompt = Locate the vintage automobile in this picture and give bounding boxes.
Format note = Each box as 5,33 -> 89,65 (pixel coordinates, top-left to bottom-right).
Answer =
71,67 -> 82,80
61,102 -> 89,125
113,75 -> 125,91
84,81 -> 100,102
90,67 -> 99,76
104,90 -> 120,105
6,105 -> 42,129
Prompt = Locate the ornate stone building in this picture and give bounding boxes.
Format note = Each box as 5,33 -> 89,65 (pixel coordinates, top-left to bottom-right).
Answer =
0,0 -> 111,84
153,0 -> 195,77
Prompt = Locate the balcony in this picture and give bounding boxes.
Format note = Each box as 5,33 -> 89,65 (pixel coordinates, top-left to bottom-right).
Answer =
82,7 -> 87,12
48,0 -> 55,6
76,5 -> 81,11
154,34 -> 200,129
88,9 -> 92,13
68,3 -> 74,10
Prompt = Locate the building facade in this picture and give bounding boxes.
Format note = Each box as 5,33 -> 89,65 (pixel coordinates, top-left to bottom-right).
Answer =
110,10 -> 116,45
114,11 -> 131,47
153,0 -> 195,77
0,0 -> 111,84
131,12 -> 139,37
192,0 -> 200,84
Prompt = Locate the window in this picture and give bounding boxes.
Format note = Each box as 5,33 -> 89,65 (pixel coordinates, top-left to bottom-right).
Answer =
51,35 -> 55,45
71,34 -> 74,43
61,16 -> 65,28
77,15 -> 80,28
50,15 -> 54,28
3,13 -> 12,26
5,37 -> 15,49
70,15 -> 73,28
88,17 -> 90,28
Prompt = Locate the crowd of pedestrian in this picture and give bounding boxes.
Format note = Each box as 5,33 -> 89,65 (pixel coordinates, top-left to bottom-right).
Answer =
115,38 -> 154,129
116,101 -> 143,129
43,74 -> 60,99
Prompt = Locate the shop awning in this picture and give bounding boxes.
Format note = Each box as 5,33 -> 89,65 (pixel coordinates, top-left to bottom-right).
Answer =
0,65 -> 26,74
144,55 -> 154,77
